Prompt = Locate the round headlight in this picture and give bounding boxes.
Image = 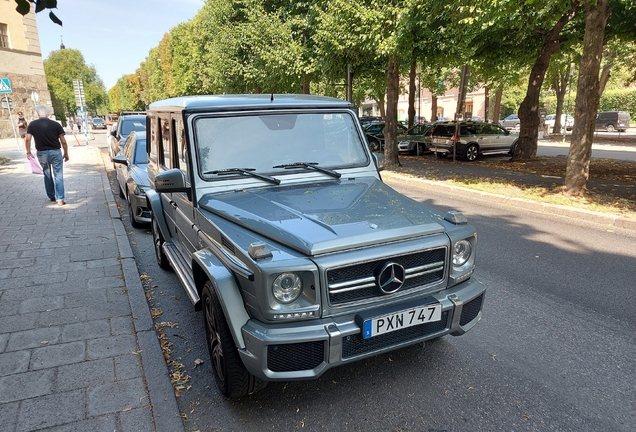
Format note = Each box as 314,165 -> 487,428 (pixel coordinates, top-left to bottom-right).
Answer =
272,273 -> 302,304
453,240 -> 472,266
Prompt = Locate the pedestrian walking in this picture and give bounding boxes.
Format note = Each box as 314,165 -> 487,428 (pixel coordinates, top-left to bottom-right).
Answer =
77,120 -> 81,133
17,111 -> 29,139
25,104 -> 69,205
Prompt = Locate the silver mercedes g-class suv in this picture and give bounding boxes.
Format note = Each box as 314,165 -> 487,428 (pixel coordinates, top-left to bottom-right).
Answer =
145,95 -> 485,398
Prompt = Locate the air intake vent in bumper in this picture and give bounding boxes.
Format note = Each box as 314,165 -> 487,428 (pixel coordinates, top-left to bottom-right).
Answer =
459,294 -> 483,326
267,341 -> 325,372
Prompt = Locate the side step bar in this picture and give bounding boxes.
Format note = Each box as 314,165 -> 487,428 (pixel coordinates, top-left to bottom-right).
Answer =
162,242 -> 201,307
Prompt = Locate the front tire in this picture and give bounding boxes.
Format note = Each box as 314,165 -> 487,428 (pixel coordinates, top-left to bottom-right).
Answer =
202,281 -> 267,398
129,198 -> 143,228
368,138 -> 381,152
151,216 -> 171,270
465,144 -> 479,161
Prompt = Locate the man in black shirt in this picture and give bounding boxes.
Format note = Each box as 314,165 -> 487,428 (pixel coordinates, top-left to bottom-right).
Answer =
25,105 -> 69,206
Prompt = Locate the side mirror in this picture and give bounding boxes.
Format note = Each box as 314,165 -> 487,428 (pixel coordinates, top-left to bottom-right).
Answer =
154,168 -> 190,193
112,154 -> 128,166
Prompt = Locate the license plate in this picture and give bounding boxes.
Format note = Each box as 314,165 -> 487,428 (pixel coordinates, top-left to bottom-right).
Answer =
362,303 -> 442,339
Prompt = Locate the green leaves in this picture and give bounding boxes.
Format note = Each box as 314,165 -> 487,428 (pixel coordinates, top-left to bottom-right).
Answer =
14,0 -> 30,16
14,0 -> 62,26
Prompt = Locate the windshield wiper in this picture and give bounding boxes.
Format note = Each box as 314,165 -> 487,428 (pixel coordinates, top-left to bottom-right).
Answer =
272,162 -> 341,179
203,168 -> 280,185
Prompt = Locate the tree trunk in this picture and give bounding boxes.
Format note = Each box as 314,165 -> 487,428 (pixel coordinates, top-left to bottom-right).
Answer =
408,59 -> 416,128
493,87 -> 503,122
513,5 -> 578,160
301,73 -> 310,94
598,61 -> 613,96
374,94 -> 386,119
565,0 -> 610,195
552,70 -> 569,134
431,94 -> 438,121
384,54 -> 401,168
484,86 -> 490,122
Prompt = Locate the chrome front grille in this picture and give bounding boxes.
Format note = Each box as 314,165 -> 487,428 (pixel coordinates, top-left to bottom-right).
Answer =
326,247 -> 446,305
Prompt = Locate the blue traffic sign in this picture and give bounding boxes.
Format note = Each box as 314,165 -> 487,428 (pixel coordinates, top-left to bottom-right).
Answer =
0,78 -> 11,93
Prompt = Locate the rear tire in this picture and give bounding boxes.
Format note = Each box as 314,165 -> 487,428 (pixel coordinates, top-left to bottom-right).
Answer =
606,124 -> 615,132
465,144 -> 479,161
202,281 -> 267,398
152,217 -> 171,270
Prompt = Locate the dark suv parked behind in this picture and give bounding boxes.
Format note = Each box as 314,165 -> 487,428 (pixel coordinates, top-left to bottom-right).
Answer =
430,121 -> 518,161
595,111 -> 630,132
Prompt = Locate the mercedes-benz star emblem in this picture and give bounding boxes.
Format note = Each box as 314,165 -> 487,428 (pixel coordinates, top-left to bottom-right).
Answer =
376,262 -> 406,294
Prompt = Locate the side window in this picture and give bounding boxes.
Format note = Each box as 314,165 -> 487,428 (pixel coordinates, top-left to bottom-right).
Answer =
491,125 -> 506,136
174,117 -> 189,185
159,117 -> 172,169
149,117 -> 158,165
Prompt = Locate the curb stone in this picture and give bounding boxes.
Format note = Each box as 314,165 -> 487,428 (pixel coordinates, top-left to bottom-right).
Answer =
97,150 -> 185,432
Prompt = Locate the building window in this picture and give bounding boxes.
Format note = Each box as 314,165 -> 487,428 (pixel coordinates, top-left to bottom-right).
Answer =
0,24 -> 9,48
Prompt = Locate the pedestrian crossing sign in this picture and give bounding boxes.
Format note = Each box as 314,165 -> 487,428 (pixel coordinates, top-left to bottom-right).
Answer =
0,78 -> 11,93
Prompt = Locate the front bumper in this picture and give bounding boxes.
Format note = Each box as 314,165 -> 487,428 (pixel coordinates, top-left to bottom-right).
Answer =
398,141 -> 414,152
130,192 -> 151,223
239,277 -> 485,381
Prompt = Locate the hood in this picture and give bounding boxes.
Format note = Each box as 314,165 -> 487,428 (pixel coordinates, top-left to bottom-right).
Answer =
198,178 -> 445,255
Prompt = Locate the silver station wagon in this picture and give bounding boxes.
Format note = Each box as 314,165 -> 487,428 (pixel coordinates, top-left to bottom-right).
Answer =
145,95 -> 486,398
430,121 -> 518,161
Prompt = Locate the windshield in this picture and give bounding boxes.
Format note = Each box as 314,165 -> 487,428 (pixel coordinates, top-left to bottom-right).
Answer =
194,112 -> 368,180
121,117 -> 146,136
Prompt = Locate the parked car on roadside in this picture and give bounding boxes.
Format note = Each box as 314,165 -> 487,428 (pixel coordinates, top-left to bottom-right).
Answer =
363,121 -> 407,151
91,117 -> 107,129
359,116 -> 383,126
107,112 -> 146,168
398,123 -> 435,155
145,94 -> 486,398
500,114 -> 520,131
430,121 -> 518,161
112,131 -> 150,228
544,114 -> 573,132
595,111 -> 630,132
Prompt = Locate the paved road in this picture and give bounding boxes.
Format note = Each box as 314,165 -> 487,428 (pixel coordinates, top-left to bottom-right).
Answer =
99,127 -> 636,431
536,127 -> 636,160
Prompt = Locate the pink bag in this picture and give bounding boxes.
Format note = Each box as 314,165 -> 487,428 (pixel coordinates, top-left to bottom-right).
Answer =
28,155 -> 43,175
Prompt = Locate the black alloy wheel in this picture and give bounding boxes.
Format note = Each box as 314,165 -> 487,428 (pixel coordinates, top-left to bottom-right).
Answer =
368,138 -> 380,152
202,281 -> 267,398
128,197 -> 143,229
465,144 -> 479,161
151,217 -> 171,270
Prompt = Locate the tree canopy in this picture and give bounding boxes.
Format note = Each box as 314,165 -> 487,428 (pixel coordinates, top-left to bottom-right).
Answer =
19,0 -> 636,192
43,49 -> 108,120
